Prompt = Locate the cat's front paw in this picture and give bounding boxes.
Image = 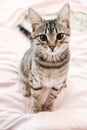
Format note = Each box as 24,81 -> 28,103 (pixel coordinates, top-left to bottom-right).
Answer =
30,104 -> 42,113
42,104 -> 53,112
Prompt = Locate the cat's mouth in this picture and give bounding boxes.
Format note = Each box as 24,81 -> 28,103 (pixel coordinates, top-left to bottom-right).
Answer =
47,50 -> 58,55
46,47 -> 58,55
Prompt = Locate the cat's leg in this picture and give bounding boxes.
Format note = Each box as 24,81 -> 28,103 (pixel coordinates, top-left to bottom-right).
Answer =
44,83 -> 66,111
30,86 -> 42,113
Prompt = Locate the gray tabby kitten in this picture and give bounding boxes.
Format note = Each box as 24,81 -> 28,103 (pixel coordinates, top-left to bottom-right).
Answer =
19,3 -> 71,113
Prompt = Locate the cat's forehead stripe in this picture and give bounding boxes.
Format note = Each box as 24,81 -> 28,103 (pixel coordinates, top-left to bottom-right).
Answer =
45,19 -> 57,34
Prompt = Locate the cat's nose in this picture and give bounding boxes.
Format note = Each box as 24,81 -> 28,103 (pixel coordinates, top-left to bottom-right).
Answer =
49,46 -> 55,51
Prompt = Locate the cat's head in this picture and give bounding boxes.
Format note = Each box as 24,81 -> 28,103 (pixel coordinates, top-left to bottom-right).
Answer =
28,3 -> 70,60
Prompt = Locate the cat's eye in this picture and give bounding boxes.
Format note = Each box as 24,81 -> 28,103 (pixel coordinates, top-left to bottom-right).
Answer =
56,33 -> 64,40
40,34 -> 47,41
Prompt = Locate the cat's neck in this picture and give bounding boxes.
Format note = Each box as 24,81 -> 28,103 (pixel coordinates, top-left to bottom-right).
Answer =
34,52 -> 70,69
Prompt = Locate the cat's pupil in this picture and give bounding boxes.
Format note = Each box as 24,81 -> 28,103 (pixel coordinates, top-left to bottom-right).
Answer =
56,33 -> 64,40
40,34 -> 47,41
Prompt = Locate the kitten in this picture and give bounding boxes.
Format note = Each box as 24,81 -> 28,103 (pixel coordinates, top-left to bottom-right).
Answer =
19,3 -> 71,113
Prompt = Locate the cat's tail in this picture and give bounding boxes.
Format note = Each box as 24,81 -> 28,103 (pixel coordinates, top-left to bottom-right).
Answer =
18,15 -> 33,41
18,25 -> 32,40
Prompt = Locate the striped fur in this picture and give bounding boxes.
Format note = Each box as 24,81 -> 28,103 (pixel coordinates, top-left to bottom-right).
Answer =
19,3 -> 71,113
18,25 -> 31,38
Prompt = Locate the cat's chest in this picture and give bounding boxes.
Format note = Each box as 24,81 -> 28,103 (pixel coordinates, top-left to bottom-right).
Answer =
34,66 -> 67,88
41,69 -> 59,87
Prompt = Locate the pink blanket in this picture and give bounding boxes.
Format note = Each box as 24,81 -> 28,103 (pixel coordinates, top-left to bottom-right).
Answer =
0,0 -> 87,130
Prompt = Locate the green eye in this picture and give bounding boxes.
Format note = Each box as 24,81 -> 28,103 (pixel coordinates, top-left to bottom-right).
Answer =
40,34 -> 47,41
56,33 -> 64,40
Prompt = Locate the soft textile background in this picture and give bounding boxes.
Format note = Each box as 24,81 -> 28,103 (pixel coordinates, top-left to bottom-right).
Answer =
0,0 -> 87,130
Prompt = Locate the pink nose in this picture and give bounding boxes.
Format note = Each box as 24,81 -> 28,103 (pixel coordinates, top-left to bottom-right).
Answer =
49,46 -> 55,51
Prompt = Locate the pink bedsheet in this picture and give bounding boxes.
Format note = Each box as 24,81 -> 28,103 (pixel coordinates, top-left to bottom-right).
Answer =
0,0 -> 87,130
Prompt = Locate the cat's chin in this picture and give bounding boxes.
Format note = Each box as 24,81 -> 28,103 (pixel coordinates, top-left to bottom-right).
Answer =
48,51 -> 58,55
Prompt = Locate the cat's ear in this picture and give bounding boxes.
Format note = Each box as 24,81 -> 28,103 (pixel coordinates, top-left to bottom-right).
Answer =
28,8 -> 43,31
56,3 -> 70,28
